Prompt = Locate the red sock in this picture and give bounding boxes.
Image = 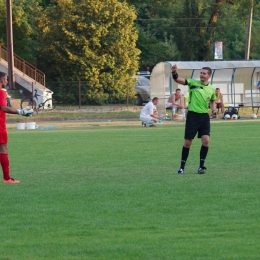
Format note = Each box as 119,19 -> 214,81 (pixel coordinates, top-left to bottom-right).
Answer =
0,153 -> 10,180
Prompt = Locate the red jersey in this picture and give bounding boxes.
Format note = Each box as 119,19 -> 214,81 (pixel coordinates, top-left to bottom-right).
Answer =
0,89 -> 7,132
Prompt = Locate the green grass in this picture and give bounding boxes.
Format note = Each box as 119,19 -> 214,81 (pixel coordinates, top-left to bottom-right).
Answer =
6,110 -> 140,122
1,120 -> 260,259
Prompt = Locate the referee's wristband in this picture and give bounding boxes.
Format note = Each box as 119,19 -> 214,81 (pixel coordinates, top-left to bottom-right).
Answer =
172,72 -> 178,80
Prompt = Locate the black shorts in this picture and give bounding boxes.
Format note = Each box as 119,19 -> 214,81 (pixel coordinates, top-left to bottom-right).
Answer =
185,111 -> 210,139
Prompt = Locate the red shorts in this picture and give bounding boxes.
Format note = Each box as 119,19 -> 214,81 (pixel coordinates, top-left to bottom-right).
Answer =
0,132 -> 8,144
216,103 -> 223,109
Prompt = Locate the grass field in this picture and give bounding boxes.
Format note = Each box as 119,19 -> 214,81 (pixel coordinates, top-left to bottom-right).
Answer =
1,120 -> 260,260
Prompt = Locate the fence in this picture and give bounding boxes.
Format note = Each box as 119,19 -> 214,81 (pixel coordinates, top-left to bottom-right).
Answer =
46,80 -> 139,108
0,45 -> 45,86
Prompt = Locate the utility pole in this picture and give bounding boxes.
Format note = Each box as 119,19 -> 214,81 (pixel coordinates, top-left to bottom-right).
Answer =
245,0 -> 254,60
6,0 -> 15,89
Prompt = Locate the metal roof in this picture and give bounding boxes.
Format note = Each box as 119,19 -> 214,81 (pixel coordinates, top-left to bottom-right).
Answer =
165,60 -> 260,70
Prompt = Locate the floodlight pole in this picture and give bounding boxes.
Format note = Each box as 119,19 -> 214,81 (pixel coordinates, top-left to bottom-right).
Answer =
6,0 -> 15,89
245,0 -> 253,60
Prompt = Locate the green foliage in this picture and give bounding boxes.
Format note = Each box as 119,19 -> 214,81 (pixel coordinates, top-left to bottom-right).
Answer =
137,28 -> 180,68
132,0 -> 181,68
132,0 -> 260,63
249,2 -> 260,59
0,1 -> 6,44
210,1 -> 247,60
174,0 -> 204,61
36,0 -> 140,104
0,0 -> 40,64
1,0 -> 260,100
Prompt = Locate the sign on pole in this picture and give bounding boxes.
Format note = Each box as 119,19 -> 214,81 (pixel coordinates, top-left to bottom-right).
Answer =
214,41 -> 223,60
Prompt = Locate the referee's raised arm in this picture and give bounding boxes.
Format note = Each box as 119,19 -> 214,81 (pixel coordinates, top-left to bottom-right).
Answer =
171,64 -> 186,85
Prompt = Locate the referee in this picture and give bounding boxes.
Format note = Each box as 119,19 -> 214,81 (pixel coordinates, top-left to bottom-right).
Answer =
171,64 -> 216,174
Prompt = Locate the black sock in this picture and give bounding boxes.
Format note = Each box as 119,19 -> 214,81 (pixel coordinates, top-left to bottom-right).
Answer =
200,145 -> 209,167
181,146 -> 190,169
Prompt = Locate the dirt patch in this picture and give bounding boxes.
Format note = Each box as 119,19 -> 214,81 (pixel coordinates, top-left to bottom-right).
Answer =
6,105 -> 142,123
7,118 -> 144,130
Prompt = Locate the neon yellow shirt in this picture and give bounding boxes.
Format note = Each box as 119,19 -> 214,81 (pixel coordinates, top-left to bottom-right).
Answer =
215,93 -> 222,101
186,78 -> 215,113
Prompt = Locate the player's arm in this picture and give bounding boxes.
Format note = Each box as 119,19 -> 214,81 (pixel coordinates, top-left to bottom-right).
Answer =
209,100 -> 216,112
209,89 -> 217,118
0,91 -> 19,114
1,106 -> 34,116
179,95 -> 183,105
1,106 -> 20,114
210,100 -> 218,118
167,94 -> 172,103
153,108 -> 158,116
149,106 -> 162,120
220,93 -> 223,103
172,95 -> 177,106
150,112 -> 162,120
171,64 -> 186,85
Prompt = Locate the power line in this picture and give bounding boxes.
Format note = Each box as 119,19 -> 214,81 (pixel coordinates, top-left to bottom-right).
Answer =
135,18 -> 205,20
135,26 -> 249,29
135,17 -> 244,21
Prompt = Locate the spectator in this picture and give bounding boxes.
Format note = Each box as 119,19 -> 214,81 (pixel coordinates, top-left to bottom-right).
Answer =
140,97 -> 162,127
214,88 -> 225,114
166,88 -> 187,116
0,71 -> 33,184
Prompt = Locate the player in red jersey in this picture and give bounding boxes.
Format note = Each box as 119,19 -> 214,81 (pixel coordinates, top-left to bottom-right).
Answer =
0,72 -> 33,184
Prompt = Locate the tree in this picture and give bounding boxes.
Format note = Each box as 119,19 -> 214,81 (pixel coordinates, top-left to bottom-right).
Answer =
36,0 -> 140,104
0,0 -> 40,65
175,0 -> 257,60
0,1 -> 6,44
130,0 -> 260,62
125,0 -> 181,69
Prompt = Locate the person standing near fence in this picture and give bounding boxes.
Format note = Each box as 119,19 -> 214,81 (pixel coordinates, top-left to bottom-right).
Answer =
214,88 -> 225,115
0,72 -> 33,183
171,65 -> 216,174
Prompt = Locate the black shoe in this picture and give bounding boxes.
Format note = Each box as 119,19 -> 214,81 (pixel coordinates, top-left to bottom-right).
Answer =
149,124 -> 155,127
177,168 -> 184,174
142,122 -> 146,127
198,166 -> 207,174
